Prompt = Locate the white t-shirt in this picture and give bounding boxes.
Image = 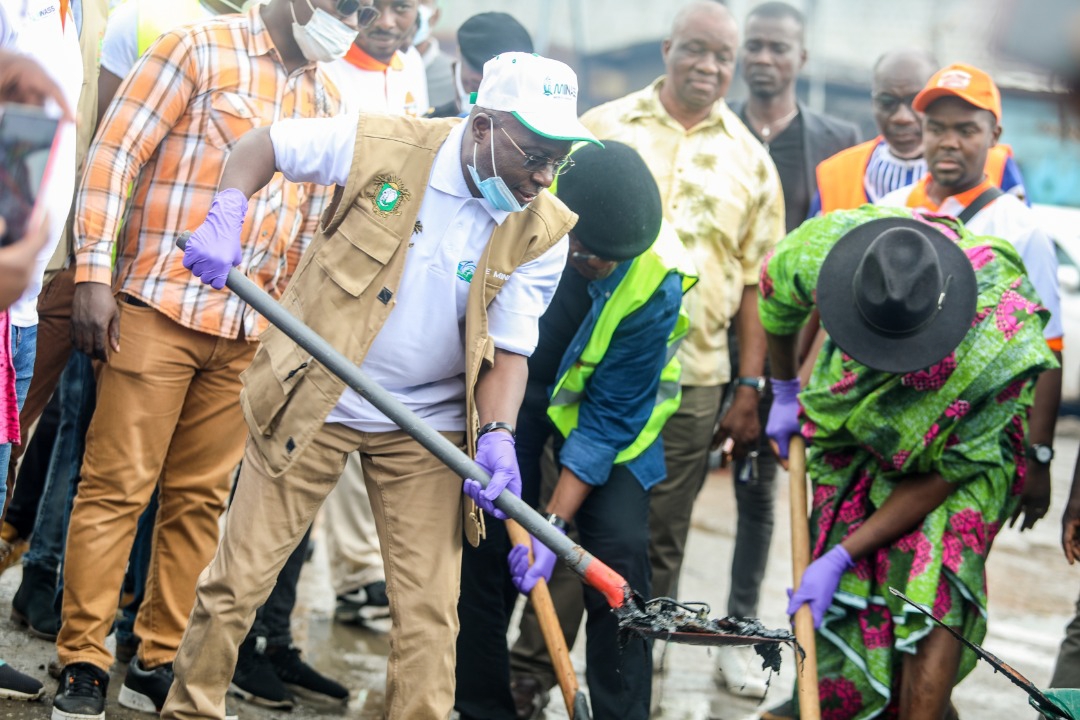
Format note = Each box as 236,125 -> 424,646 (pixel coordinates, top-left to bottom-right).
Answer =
270,115 -> 567,431
322,45 -> 429,117
0,0 -> 82,327
99,0 -> 215,79
879,184 -> 1063,341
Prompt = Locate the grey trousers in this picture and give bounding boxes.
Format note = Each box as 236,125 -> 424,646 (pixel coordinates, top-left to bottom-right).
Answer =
648,384 -> 724,600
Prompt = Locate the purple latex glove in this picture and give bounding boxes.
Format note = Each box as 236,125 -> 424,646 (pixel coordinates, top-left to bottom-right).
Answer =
765,377 -> 801,460
463,431 -> 521,520
507,527 -> 564,594
182,188 -> 248,290
786,545 -> 854,628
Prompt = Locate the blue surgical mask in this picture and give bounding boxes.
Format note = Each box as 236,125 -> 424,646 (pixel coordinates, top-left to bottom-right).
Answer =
467,129 -> 525,213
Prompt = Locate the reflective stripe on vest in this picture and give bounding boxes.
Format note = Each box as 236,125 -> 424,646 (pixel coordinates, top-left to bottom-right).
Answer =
817,138 -> 1016,215
547,221 -> 698,465
136,0 -> 207,55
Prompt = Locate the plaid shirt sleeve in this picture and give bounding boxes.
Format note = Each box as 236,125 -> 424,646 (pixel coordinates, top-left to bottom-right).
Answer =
74,29 -> 198,285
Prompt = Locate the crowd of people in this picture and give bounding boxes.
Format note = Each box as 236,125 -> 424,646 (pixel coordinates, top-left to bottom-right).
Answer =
0,0 -> 1075,719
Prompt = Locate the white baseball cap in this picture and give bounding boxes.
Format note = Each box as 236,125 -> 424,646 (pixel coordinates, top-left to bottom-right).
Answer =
473,52 -> 602,146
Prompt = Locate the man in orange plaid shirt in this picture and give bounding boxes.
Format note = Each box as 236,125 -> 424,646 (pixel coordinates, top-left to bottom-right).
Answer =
54,2 -> 372,719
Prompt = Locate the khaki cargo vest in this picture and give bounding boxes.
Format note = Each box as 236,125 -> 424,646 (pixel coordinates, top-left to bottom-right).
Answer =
239,113 -> 577,543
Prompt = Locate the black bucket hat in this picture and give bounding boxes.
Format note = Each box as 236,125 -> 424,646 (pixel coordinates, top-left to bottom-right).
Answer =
554,140 -> 662,262
816,217 -> 977,374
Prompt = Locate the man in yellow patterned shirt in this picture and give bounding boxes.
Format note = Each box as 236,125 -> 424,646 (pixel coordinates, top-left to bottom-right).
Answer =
583,0 -> 784,644
508,6 -> 784,710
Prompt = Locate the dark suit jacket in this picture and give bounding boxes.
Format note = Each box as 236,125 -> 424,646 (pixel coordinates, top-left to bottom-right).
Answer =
731,99 -> 860,201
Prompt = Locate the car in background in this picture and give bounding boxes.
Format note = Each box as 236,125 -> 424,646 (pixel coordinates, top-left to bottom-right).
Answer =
1032,204 -> 1080,410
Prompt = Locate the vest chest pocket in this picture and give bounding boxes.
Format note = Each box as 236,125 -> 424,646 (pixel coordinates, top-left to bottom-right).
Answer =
314,209 -> 401,297
241,318 -> 313,436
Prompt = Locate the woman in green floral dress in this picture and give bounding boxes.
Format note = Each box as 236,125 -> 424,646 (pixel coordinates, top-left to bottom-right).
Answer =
759,206 -> 1058,719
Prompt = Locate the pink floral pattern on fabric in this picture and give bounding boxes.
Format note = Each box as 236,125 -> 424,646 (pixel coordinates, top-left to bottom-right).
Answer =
923,423 -> 940,446
996,379 -> 1026,404
933,580 -> 953,618
965,245 -> 995,271
900,353 -> 956,391
891,450 -> 910,471
823,451 -> 854,470
995,289 -> 1039,341
839,474 -> 871,523
830,369 -> 858,395
858,606 -> 893,651
950,509 -> 988,555
895,531 -> 931,574
820,677 -> 863,720
945,400 -> 970,418
942,533 -> 964,573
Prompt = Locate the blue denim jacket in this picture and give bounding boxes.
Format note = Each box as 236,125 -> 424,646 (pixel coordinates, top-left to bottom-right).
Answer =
552,262 -> 684,491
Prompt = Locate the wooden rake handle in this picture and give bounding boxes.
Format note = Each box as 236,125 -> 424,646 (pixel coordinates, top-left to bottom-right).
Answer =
507,519 -> 583,718
788,435 -> 821,720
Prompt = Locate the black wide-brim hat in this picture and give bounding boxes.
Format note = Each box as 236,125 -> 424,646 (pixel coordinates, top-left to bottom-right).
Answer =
816,216 -> 978,374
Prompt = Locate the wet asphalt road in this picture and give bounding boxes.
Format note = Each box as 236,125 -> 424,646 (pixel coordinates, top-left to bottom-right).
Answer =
2,424 -> 1080,719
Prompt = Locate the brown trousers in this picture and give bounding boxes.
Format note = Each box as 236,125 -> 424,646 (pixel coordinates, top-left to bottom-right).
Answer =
58,302 -> 254,670
163,425 -> 466,720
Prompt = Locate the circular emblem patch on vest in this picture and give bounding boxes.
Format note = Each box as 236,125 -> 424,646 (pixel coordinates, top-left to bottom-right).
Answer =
366,174 -> 411,218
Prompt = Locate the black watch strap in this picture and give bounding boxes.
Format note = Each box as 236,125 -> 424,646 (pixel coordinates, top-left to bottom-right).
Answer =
478,421 -> 515,438
544,512 -> 569,531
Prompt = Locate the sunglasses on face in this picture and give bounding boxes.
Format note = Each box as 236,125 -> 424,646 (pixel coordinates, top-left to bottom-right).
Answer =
499,126 -> 575,177
872,92 -> 919,115
334,0 -> 380,26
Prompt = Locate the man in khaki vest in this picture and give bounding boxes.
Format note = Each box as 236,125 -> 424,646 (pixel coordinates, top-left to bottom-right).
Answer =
163,52 -> 597,720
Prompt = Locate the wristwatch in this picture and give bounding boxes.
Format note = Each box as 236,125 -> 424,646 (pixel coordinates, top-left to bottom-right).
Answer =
1027,443 -> 1055,465
735,376 -> 767,393
478,421 -> 515,438
544,512 -> 569,532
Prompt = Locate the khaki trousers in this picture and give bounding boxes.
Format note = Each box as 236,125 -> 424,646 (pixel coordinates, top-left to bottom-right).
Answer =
163,424 -> 466,720
323,452 -> 386,596
647,384 -> 723,599
58,302 -> 254,670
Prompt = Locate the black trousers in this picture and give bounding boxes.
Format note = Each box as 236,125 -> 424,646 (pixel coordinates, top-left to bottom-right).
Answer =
455,393 -> 653,720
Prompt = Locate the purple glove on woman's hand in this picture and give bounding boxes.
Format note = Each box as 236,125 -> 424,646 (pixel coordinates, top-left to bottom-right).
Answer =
508,528 -> 563,594
182,188 -> 248,290
765,377 -> 801,460
463,431 -> 521,520
786,545 -> 854,628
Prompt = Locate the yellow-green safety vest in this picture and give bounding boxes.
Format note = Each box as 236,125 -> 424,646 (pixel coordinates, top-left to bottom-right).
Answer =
136,0 -> 209,55
547,220 -> 698,464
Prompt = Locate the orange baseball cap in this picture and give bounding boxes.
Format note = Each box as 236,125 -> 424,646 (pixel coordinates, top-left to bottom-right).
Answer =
913,63 -> 1002,121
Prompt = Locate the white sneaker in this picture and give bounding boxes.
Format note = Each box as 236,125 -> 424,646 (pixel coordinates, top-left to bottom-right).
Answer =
715,645 -> 770,699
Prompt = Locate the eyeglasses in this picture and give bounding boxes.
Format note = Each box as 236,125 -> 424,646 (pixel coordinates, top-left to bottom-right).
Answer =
570,250 -> 617,265
872,92 -> 919,115
335,0 -> 381,27
499,127 -> 575,177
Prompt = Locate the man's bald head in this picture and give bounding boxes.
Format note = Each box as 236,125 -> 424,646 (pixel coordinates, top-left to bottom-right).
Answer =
660,1 -> 739,123
872,49 -> 938,93
871,49 -> 939,158
670,0 -> 736,40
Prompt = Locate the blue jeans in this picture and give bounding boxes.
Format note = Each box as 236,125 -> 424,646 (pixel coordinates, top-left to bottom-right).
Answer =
22,352 -> 95,573
0,324 -> 38,501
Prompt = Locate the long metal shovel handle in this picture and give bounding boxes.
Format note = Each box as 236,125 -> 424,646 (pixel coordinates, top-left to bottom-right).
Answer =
177,234 -> 633,611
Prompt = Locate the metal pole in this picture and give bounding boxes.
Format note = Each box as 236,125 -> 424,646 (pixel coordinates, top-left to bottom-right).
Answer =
176,234 -> 632,610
